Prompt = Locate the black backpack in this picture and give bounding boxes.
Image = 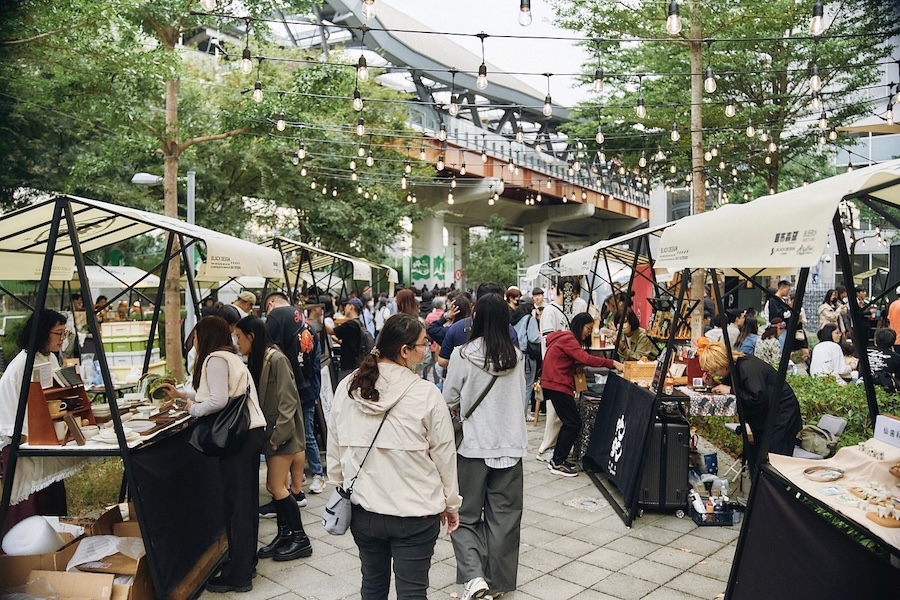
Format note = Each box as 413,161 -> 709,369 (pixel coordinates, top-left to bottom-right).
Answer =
357,318 -> 376,359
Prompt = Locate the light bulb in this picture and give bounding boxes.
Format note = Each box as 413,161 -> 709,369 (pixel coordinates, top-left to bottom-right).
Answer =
670,124 -> 680,142
711,146 -> 719,157
593,68 -> 604,93
718,160 -> 725,170
438,123 -> 447,141
760,130 -> 768,142
358,144 -> 366,157
596,126 -> 604,144
809,64 -> 822,92
725,96 -> 736,118
372,192 -> 377,200
886,104 -> 894,126
241,47 -> 253,74
488,195 -> 495,206
366,151 -> 374,167
297,143 -> 306,160
362,0 -> 376,20
449,95 -> 459,116
818,134 -> 826,145
516,125 -> 524,144
765,154 -> 772,165
819,110 -> 828,130
582,190 -> 588,200
357,55 -> 369,82
356,118 -> 365,137
322,186 -> 327,195
546,178 -> 552,188
731,168 -> 738,176
352,89 -> 363,112
536,192 -> 542,202
746,120 -> 755,137
704,66 -> 717,94
311,180 -> 317,189
437,154 -> 444,170
275,112 -> 286,131
476,63 -> 488,90
573,159 -> 581,171
351,171 -> 358,181
300,166 -> 307,176
481,150 -> 488,163
357,185 -> 363,194
404,161 -> 411,174
666,1 -> 682,35
768,141 -> 777,153
451,177 -> 457,188
292,156 -> 299,166
419,146 -> 426,160
364,190 -> 370,199
635,96 -> 646,118
811,92 -> 822,112
829,129 -> 837,141
460,162 -> 466,175
704,149 -> 712,161
598,151 -> 606,163
333,189 -> 338,197
542,95 -> 552,117
350,159 -> 357,170
509,160 -> 516,173
847,162 -> 854,172
518,0 -> 532,26
638,153 -> 647,168
670,164 -> 677,173
447,192 -> 454,204
252,81 -> 263,103
810,0 -> 825,36
200,0 -> 216,11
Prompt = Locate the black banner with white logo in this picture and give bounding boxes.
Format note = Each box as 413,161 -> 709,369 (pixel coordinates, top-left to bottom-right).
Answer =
585,374 -> 657,508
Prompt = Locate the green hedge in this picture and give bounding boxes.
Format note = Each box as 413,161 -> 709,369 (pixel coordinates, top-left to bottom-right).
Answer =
690,374 -> 900,456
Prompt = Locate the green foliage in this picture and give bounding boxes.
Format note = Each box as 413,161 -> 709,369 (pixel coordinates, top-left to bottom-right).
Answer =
550,0 -> 898,196
690,374 -> 900,455
1,315 -> 28,366
463,215 -> 525,289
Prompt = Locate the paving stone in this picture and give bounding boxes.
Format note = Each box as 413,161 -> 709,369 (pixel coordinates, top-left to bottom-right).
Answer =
591,572 -> 660,600
570,591 -> 625,600
642,586 -> 708,600
603,535 -> 662,558
644,547 -> 705,570
689,557 -> 734,583
520,524 -> 563,547
630,525 -> 687,546
667,534 -> 726,556
554,560 -> 614,587
567,525 -> 624,547
580,547 -> 640,571
531,515 -> 589,536
653,515 -> 699,534
540,535 -> 597,559
688,524 -> 742,543
666,571 -> 728,599
517,546 -> 573,572
619,558 -> 683,585
518,573 -> 586,600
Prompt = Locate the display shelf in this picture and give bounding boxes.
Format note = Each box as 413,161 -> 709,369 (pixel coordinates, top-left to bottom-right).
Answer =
25,382 -> 96,445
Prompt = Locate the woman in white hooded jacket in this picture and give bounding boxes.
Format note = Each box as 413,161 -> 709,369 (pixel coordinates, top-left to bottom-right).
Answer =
327,313 -> 460,600
443,293 -> 528,600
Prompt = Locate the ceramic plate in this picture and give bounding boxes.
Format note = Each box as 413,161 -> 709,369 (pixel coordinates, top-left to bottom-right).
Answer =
803,466 -> 844,482
127,420 -> 155,433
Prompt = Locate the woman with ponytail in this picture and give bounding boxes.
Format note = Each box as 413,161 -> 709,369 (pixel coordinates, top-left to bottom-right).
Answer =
327,313 -> 460,600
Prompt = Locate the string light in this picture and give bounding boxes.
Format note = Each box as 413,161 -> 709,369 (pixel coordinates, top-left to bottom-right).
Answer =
670,123 -> 680,141
356,117 -> 365,137
362,0 -> 376,20
275,111 -> 286,131
352,88 -> 363,112
635,96 -> 646,118
725,95 -> 736,118
593,68 -> 604,93
638,151 -> 647,168
358,143 -> 366,157
476,33 -> 489,90
200,0 -> 216,11
516,122 -> 524,143
760,130 -> 768,142
666,1 -> 682,36
518,0 -> 532,27
438,122 -> 447,141
300,166 -> 307,176
809,63 -> 822,92
252,79 -> 263,103
240,21 -> 253,74
810,0 -> 825,36
448,69 -> 459,116
829,128 -> 837,141
356,55 -> 369,83
447,191 -> 454,204
746,118 -> 756,138
297,142 -> 306,160
818,110 -> 828,130
886,102 -> 894,126
366,149 -> 374,167
437,153 -> 445,170
704,65 -> 717,94
542,74 -> 553,117
811,91 -> 822,111
768,141 -> 778,153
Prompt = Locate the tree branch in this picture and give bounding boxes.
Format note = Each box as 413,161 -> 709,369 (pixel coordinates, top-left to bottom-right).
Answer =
0,22 -> 90,46
179,126 -> 252,152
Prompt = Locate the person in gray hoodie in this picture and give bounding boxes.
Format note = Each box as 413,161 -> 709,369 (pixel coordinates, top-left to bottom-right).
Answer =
443,293 -> 528,600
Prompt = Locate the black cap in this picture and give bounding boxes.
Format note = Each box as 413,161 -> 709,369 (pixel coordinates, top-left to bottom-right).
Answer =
532,287 -> 544,296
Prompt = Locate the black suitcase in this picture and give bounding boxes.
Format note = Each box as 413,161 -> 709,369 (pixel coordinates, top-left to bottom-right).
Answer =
638,416 -> 690,514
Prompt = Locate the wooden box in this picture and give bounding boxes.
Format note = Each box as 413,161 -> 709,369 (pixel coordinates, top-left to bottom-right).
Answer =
623,361 -> 658,382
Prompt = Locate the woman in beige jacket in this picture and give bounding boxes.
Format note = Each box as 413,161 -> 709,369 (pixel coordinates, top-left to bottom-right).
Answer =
327,313 -> 460,600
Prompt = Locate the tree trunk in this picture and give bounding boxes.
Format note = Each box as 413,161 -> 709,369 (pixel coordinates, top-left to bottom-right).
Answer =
163,76 -> 184,381
688,4 -> 706,341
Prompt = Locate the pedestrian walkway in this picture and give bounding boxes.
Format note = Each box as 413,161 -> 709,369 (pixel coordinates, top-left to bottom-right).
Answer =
202,426 -> 740,600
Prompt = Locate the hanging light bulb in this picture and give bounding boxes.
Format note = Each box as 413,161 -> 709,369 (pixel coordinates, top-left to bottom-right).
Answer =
635,96 -> 646,118
666,0 -> 682,35
518,0 -> 532,26
322,185 -> 328,195
240,46 -> 253,75
819,110 -> 828,130
357,184 -> 363,194
297,142 -> 306,160
546,178 -> 552,189
333,189 -> 338,197
292,156 -> 299,166
200,0 -> 216,11
300,166 -> 307,176
460,161 -> 467,175
350,158 -> 358,170
437,123 -> 447,142
450,175 -> 457,188
481,149 -> 488,163
364,189 -> 370,199
731,167 -> 737,176
595,125 -> 604,144
275,111 -> 286,131
419,145 -> 426,160
819,134 -> 826,145
449,94 -> 459,117
670,164 -> 677,174
447,191 -> 454,204
356,118 -> 365,137
829,128 -> 837,141
536,191 -> 542,202
311,180 -> 317,189
670,123 -> 680,142
436,153 -> 444,170
366,150 -> 374,167
543,95 -> 553,117
252,80 -> 263,103
476,63 -> 488,90
886,103 -> 894,126
760,130 -> 768,142
704,149 -> 713,161
638,152 -> 647,168
847,160 -> 854,172
598,150 -> 606,163
352,89 -> 363,112
516,124 -> 524,143
593,68 -> 604,93
768,141 -> 777,153
509,160 -> 517,173
488,194 -> 495,206
704,65 -> 717,94
809,63 -> 822,92
765,154 -> 772,165
358,143 -> 366,157
718,160 -> 726,170
711,146 -> 719,157
725,95 -> 736,118
581,190 -> 588,200
356,55 -> 369,82
362,0 -> 376,20
811,91 -> 822,112
746,119 -> 755,138
404,160 -> 411,174
351,171 -> 358,181
810,0 -> 825,36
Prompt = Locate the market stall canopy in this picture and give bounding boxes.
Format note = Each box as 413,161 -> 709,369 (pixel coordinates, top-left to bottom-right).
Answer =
79,266 -> 160,289
0,195 -> 284,281
655,159 -> 900,273
525,223 -> 672,281
263,237 -> 399,284
837,115 -> 900,136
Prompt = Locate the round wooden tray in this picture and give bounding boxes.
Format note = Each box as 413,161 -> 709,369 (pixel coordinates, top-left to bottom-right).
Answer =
866,512 -> 900,528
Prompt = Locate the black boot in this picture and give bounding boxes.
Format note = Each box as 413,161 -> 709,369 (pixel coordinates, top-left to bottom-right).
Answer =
257,497 -> 290,559
273,497 -> 312,561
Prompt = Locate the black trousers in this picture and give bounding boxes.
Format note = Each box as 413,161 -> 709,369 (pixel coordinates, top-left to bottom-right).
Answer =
350,505 -> 440,600
545,388 -> 580,465
218,427 -> 264,585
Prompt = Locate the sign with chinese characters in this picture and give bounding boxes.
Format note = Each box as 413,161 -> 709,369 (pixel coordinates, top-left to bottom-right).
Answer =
874,414 -> 900,448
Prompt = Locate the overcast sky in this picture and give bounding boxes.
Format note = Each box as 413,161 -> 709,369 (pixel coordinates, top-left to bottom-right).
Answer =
381,0 -> 591,108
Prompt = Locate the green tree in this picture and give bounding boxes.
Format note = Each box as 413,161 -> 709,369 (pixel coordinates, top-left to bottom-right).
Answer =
464,215 -> 525,289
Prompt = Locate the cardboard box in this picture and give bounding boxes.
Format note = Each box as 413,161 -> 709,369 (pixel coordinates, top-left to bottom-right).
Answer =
27,569 -> 114,600
0,533 -> 79,590
874,414 -> 900,448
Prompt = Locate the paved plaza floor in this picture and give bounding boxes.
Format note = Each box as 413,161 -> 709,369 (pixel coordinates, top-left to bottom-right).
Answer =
201,426 -> 741,600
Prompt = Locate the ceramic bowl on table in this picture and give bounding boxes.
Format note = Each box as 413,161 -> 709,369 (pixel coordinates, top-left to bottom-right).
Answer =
135,405 -> 155,418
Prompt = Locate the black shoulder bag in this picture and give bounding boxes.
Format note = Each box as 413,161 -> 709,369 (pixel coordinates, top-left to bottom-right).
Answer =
189,383 -> 252,456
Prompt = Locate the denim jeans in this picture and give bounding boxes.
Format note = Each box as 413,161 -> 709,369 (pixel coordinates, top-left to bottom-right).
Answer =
303,402 -> 322,476
350,505 -> 440,600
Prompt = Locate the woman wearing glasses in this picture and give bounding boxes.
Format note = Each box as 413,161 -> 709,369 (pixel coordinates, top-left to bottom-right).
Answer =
0,309 -> 70,533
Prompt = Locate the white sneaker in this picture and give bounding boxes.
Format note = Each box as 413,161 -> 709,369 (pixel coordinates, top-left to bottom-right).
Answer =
309,474 -> 326,494
462,576 -> 489,600
525,413 -> 535,422
535,448 -> 553,462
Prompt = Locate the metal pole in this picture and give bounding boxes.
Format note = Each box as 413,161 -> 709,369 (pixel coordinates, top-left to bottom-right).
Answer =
184,171 -> 197,341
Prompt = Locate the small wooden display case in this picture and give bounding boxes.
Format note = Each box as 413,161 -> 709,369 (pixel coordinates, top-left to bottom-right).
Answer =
25,382 -> 96,445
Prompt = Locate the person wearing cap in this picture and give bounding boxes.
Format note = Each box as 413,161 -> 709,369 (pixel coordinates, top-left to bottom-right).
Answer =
531,288 -> 545,321
326,298 -> 365,381
233,291 -> 256,319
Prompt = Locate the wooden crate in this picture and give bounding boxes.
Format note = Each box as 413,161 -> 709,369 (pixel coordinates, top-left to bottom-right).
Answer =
623,360 -> 657,382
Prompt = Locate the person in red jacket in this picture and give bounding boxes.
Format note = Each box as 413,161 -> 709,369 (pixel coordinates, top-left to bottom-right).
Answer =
542,313 -> 624,476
